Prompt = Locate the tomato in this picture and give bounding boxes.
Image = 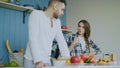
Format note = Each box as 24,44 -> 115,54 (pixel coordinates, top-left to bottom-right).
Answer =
70,56 -> 80,63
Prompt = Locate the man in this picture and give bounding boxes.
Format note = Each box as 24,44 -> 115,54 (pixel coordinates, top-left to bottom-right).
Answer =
24,0 -> 70,68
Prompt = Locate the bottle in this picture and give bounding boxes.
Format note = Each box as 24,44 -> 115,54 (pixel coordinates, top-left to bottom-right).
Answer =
110,53 -> 114,61
109,53 -> 117,65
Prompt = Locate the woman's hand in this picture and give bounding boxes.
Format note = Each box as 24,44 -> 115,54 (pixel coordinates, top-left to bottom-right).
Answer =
72,37 -> 79,46
69,37 -> 79,51
35,61 -> 45,68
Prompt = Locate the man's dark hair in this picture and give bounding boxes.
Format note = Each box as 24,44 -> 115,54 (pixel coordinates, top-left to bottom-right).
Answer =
48,0 -> 67,6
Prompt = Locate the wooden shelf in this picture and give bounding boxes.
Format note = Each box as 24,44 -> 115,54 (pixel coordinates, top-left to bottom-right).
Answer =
0,1 -> 34,12
0,1 -> 35,24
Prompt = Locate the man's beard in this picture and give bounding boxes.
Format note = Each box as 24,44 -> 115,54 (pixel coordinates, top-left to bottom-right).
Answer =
54,13 -> 59,19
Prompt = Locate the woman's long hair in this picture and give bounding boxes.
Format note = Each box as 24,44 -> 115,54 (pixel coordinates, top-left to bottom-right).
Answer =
78,20 -> 91,53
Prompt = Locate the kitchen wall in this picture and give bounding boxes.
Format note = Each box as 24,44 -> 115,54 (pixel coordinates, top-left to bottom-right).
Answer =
66,0 -> 120,60
0,0 -> 66,63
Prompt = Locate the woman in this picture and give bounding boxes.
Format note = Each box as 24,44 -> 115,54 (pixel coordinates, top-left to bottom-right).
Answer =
67,20 -> 101,56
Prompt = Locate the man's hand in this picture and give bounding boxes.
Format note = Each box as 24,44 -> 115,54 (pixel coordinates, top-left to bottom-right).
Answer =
35,61 -> 45,68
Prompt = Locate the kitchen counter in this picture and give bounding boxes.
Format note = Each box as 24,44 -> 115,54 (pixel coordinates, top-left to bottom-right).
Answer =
46,66 -> 120,68
45,62 -> 120,68
2,62 -> 120,68
2,65 -> 120,68
46,62 -> 120,68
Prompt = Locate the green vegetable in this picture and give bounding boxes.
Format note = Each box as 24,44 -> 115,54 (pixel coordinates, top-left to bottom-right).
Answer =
86,60 -> 92,63
4,62 -> 10,67
4,61 -> 18,67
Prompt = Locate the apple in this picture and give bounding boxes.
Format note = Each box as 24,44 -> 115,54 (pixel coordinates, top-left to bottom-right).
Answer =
70,56 -> 80,63
61,25 -> 67,29
80,54 -> 88,61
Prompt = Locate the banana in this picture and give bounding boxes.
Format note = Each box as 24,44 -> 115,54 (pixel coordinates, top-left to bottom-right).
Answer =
6,40 -> 12,53
97,58 -> 111,64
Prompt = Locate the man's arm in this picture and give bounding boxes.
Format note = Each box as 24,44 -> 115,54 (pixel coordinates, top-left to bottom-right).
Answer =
55,20 -> 70,58
28,10 -> 45,64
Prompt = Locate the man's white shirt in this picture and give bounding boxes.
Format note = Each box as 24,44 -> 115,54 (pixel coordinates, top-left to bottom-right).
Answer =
24,10 -> 70,64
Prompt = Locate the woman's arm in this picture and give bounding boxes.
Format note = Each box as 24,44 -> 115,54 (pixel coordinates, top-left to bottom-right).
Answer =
90,40 -> 102,55
68,38 -> 78,51
67,34 -> 79,51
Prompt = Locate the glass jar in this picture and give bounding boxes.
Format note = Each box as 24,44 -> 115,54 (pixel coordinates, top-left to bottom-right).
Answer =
104,54 -> 110,60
